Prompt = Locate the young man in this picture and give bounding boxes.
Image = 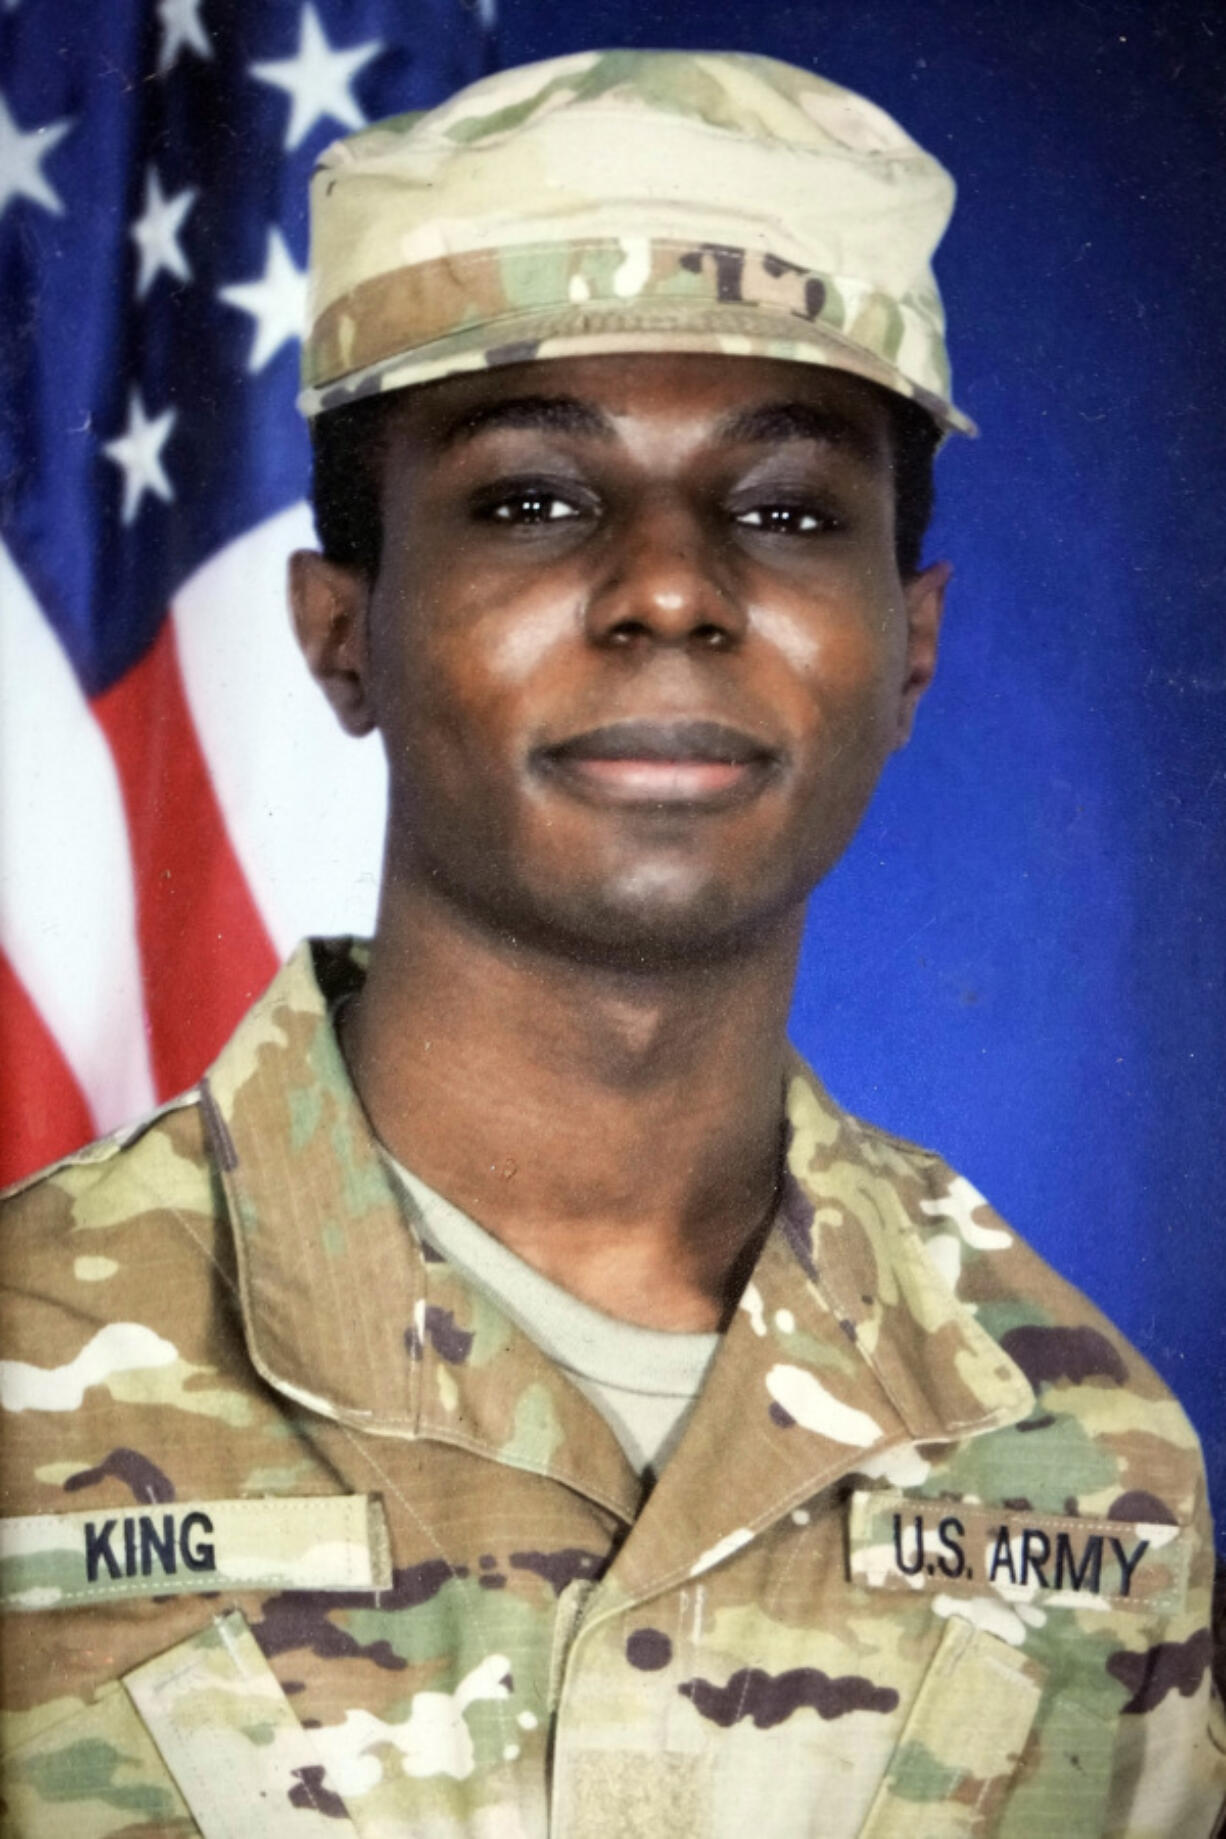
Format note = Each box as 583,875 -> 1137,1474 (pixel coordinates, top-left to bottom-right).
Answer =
1,50 -> 1222,1838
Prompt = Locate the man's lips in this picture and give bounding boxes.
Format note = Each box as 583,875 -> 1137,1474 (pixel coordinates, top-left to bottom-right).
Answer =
536,720 -> 780,807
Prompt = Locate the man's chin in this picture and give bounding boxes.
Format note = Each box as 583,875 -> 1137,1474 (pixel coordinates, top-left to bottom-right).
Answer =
391,839 -> 814,971
481,880 -> 800,974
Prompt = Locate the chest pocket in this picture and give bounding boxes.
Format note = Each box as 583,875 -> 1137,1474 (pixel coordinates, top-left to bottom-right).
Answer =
857,1615 -> 1044,1838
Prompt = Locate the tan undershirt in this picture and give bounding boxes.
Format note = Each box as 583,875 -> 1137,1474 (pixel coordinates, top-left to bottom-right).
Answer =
386,1156 -> 721,1477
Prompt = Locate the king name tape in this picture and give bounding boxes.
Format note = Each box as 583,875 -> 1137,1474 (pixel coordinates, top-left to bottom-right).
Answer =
0,1493 -> 392,1610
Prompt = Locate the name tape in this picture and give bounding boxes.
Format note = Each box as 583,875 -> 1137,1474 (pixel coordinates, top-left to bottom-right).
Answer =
0,1494 -> 392,1611
847,1488 -> 1190,1615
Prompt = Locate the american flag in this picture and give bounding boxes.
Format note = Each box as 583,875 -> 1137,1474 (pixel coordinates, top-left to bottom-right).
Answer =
0,0 -> 492,1186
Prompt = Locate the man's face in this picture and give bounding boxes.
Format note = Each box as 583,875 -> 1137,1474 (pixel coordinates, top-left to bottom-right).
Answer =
295,353 -> 947,969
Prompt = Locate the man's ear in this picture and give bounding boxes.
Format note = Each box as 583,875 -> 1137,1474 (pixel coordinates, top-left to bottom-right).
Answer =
895,559 -> 951,747
288,550 -> 377,737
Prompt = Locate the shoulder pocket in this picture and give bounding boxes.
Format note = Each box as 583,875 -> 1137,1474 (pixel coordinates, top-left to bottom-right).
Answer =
858,1615 -> 1044,1838
124,1611 -> 358,1837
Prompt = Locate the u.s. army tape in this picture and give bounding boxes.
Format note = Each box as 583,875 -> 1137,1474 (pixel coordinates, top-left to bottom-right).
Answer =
847,1488 -> 1190,1615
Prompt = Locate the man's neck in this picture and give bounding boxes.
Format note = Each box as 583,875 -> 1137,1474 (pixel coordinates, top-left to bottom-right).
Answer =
341,883 -> 804,1332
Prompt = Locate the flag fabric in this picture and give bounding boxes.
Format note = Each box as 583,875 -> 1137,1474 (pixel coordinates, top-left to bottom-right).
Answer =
0,0 -> 493,1186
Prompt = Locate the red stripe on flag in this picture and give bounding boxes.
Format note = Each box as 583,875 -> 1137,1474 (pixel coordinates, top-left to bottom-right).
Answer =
0,950 -> 96,1186
91,620 -> 279,1099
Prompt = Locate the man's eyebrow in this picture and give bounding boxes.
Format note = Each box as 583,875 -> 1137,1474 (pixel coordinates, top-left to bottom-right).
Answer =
434,395 -> 617,450
714,400 -> 881,466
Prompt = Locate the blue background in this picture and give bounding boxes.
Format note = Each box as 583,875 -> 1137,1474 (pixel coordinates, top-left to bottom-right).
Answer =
495,0 -> 1226,1525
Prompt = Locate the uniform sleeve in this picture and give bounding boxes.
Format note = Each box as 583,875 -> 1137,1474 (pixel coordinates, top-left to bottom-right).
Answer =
1100,1475 -> 1226,1838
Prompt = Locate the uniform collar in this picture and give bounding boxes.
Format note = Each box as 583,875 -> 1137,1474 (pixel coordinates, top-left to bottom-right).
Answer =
609,1071 -> 1036,1599
204,938 -> 642,1520
204,939 -> 1034,1561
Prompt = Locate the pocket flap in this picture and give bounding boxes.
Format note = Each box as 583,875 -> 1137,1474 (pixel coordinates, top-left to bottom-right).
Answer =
124,1610 -> 359,1838
858,1615 -> 1044,1838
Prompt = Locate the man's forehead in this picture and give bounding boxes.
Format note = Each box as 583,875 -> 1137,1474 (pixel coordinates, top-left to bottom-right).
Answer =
382,354 -> 894,466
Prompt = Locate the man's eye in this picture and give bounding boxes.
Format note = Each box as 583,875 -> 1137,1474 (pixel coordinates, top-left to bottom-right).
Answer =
485,490 -> 583,524
734,504 -> 834,535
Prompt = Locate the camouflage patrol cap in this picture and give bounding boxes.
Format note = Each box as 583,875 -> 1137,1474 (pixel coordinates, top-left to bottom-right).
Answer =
300,49 -> 974,436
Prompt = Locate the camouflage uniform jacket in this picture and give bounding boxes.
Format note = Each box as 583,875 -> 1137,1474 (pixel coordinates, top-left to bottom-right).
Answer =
2,939 -> 1223,1838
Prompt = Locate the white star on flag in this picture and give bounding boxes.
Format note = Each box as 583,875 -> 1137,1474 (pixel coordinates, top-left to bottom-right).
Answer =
103,390 -> 177,524
157,0 -> 213,74
219,227 -> 308,372
0,93 -> 73,219
131,168 -> 197,298
250,5 -> 382,150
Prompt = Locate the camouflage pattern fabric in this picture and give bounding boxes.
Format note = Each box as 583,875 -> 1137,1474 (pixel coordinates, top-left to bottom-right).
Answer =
1,937 -> 1223,1836
300,51 -> 975,436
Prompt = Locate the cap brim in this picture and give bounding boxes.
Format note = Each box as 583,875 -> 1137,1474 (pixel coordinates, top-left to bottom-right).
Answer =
298,301 -> 977,438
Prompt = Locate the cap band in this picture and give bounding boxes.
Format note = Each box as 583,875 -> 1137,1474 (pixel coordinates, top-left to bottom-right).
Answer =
300,236 -> 971,433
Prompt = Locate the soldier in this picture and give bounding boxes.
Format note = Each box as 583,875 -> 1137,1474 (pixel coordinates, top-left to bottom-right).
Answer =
1,49 -> 1223,1838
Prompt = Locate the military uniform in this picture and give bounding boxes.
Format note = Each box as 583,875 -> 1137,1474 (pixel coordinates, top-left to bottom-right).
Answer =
2,939 -> 1223,1836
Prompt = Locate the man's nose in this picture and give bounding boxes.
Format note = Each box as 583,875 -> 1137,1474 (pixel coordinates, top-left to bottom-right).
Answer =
582,498 -> 745,651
